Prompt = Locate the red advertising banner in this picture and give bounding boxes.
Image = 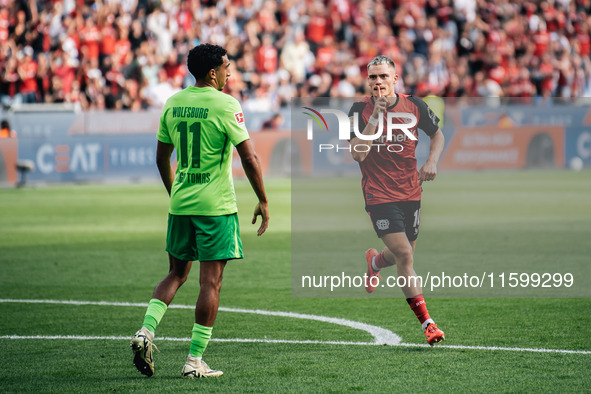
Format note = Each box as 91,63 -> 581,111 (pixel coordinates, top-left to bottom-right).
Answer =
232,130 -> 311,177
440,126 -> 564,170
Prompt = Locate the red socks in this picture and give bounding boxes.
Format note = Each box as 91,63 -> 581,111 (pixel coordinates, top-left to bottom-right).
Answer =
406,294 -> 434,329
375,251 -> 393,269
374,254 -> 436,331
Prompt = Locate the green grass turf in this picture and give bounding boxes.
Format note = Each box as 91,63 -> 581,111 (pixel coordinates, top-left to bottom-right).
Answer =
0,171 -> 590,392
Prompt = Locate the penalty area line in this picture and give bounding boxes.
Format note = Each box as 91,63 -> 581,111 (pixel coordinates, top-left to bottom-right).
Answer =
0,335 -> 590,355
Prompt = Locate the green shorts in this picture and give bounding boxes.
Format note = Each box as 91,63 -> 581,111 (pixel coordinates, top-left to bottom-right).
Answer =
166,213 -> 243,262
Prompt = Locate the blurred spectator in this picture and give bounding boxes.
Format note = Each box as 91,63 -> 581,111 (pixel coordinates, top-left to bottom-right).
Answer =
143,69 -> 181,109
498,112 -> 515,128
280,29 -> 313,84
1,0 -> 590,114
256,34 -> 278,74
243,86 -> 274,113
0,119 -> 16,138
17,46 -> 38,103
1,57 -> 21,108
261,113 -> 284,130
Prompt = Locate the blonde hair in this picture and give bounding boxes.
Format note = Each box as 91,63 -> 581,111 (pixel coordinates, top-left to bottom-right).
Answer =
367,56 -> 396,72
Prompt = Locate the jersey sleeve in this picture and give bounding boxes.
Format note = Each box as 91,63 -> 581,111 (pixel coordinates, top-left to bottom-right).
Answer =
409,96 -> 440,137
222,97 -> 250,146
348,101 -> 367,140
156,107 -> 172,144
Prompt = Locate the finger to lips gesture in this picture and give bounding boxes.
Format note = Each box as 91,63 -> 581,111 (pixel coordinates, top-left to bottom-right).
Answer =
374,85 -> 387,117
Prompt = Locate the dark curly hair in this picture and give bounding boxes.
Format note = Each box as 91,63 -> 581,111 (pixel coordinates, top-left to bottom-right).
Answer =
187,44 -> 227,81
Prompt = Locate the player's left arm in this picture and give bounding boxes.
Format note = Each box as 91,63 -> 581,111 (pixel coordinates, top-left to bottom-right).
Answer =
419,129 -> 444,182
224,97 -> 269,236
410,96 -> 445,182
236,140 -> 269,236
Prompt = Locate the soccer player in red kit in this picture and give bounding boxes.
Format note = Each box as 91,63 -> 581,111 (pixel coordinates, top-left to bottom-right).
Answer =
349,55 -> 446,345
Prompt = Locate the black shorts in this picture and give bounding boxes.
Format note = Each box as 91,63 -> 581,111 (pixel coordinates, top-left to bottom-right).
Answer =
366,201 -> 421,241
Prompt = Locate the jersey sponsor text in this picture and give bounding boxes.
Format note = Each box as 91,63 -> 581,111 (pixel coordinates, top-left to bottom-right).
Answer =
172,106 -> 209,119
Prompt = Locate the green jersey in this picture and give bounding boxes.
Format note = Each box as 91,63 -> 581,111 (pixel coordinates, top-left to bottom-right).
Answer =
157,86 -> 250,216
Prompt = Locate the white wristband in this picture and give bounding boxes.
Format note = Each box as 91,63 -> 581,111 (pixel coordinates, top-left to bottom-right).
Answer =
368,116 -> 379,126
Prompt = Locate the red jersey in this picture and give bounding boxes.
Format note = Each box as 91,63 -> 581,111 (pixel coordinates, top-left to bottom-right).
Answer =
100,25 -> 117,56
315,45 -> 335,69
349,94 -> 440,206
114,39 -> 131,65
0,9 -> 9,42
80,25 -> 101,60
577,32 -> 590,56
307,15 -> 327,44
19,59 -> 38,94
255,44 -> 278,73
533,31 -> 550,57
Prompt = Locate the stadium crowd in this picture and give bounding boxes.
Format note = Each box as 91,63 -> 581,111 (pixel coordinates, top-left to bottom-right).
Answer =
1,0 -> 591,112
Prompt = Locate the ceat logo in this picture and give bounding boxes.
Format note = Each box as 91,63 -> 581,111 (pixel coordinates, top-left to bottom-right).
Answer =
36,143 -> 101,174
234,112 -> 245,126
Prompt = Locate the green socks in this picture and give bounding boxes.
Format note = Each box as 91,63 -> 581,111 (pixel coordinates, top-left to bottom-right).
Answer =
142,299 -> 212,358
142,298 -> 168,333
189,323 -> 213,358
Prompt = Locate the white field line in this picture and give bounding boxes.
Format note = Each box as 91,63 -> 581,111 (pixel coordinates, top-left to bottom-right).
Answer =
0,299 -> 400,345
396,343 -> 591,355
0,299 -> 590,355
1,334 -> 590,355
0,335 -> 382,346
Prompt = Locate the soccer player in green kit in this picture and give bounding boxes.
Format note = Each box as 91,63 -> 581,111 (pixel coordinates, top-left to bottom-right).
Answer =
130,43 -> 269,378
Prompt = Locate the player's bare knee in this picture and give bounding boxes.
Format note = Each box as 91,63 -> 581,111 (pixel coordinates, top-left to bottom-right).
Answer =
168,270 -> 190,285
178,273 -> 190,285
392,248 -> 413,267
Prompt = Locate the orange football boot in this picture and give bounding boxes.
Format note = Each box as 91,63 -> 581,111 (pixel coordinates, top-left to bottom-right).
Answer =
425,323 -> 445,346
365,248 -> 381,293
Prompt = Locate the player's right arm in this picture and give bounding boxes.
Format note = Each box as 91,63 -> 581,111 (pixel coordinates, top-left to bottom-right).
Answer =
156,141 -> 175,196
236,140 -> 269,236
156,106 -> 175,196
350,89 -> 388,162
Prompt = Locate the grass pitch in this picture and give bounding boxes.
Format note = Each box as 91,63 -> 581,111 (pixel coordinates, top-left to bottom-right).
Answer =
0,171 -> 590,392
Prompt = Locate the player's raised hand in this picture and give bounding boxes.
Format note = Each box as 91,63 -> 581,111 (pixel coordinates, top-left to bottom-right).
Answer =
372,85 -> 388,119
252,201 -> 269,236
